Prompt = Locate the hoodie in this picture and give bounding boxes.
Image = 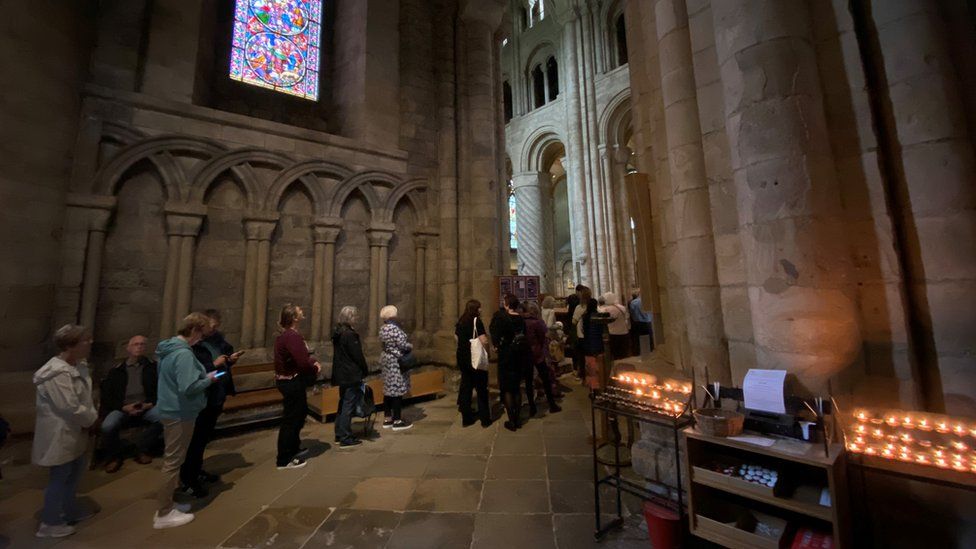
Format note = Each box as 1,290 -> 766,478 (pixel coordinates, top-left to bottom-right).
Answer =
32,357 -> 97,466
155,337 -> 212,420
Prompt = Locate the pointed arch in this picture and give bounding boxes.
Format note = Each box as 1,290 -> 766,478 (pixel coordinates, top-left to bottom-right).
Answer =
266,173 -> 330,215
383,178 -> 430,226
189,148 -> 291,210
91,135 -> 226,201
328,171 -> 400,220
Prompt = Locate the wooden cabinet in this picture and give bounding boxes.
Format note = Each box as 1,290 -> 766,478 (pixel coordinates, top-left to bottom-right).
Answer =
684,428 -> 849,548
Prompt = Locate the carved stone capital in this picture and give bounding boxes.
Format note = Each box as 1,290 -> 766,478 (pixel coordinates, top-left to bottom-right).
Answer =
313,225 -> 342,245
66,193 -> 116,232
367,230 -> 395,248
165,213 -> 205,237
243,214 -> 279,241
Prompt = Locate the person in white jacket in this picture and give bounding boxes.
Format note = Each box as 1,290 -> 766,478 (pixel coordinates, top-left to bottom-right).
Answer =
32,324 -> 98,539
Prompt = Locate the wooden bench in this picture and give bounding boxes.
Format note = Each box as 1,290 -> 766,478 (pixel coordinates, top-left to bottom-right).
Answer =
309,368 -> 446,421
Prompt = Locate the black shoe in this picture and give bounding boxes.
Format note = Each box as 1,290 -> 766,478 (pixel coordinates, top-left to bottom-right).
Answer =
503,421 -> 517,432
177,482 -> 209,499
339,439 -> 363,449
462,416 -> 477,427
198,470 -> 220,484
481,419 -> 493,428
549,404 -> 562,414
295,447 -> 310,458
392,420 -> 413,431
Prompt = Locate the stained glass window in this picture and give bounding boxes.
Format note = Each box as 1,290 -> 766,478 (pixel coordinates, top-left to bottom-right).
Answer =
230,0 -> 322,101
509,189 -> 518,250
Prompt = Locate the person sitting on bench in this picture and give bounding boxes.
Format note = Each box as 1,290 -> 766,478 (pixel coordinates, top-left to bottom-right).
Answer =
98,335 -> 161,473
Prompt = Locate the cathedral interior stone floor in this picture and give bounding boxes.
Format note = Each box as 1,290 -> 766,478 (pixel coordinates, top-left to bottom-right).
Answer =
0,378 -> 650,549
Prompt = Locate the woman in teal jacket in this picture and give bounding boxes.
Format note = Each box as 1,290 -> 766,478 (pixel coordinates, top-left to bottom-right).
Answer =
152,312 -> 217,530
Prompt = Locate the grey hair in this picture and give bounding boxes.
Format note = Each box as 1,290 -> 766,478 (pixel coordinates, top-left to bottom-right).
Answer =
525,300 -> 541,318
379,305 -> 398,321
337,306 -> 359,325
54,324 -> 89,352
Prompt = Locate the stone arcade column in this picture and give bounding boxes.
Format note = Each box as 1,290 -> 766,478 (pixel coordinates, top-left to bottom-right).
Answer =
366,224 -> 395,338
598,145 -> 623,299
413,230 -> 437,333
655,0 -> 730,383
240,215 -> 278,348
70,196 -> 116,331
160,206 -> 205,334
511,172 -> 557,293
611,145 -> 638,301
711,0 -> 861,389
312,220 -> 342,342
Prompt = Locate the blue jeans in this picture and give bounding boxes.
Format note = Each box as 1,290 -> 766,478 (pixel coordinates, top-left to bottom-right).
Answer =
100,407 -> 163,459
41,455 -> 86,525
334,384 -> 361,443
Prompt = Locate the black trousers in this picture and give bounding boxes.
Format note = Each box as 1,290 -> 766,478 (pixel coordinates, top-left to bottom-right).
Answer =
276,377 -> 308,466
572,339 -> 586,378
533,362 -> 557,408
458,365 -> 490,425
385,396 -> 403,421
334,383 -> 360,443
180,400 -> 223,485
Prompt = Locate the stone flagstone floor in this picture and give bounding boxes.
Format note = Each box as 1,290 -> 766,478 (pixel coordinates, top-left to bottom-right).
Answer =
0,377 -> 651,549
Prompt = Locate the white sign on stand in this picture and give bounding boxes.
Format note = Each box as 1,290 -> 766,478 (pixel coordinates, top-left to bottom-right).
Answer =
743,369 -> 787,414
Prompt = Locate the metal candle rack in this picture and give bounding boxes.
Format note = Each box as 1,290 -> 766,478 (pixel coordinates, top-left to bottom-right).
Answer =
590,377 -> 695,540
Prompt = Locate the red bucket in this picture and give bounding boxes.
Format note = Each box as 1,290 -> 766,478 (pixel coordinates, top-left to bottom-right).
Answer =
642,500 -> 683,549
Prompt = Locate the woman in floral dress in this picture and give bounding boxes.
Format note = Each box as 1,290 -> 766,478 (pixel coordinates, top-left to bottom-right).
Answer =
379,305 -> 413,431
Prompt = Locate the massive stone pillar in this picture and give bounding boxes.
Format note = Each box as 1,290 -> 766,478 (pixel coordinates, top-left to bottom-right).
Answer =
367,225 -> 395,338
512,171 -> 556,293
611,145 -> 638,299
560,13 -> 594,288
435,4 -> 459,337
162,207 -> 205,333
241,216 -> 277,348
655,0 -> 730,384
313,220 -> 342,341
867,1 -> 976,413
711,0 -> 861,390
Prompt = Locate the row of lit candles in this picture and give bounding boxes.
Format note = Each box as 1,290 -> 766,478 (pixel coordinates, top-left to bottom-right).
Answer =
850,424 -> 971,451
612,374 -> 693,395
854,410 -> 976,437
599,391 -> 687,417
606,385 -> 688,414
846,442 -> 976,473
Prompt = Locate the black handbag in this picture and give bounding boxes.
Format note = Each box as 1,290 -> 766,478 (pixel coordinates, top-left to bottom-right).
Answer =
353,383 -> 376,418
397,351 -> 418,374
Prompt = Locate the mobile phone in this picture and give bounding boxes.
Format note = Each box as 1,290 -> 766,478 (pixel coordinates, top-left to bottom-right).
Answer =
214,370 -> 227,378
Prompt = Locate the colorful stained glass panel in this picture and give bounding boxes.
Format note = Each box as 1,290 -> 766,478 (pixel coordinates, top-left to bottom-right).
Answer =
509,192 -> 518,249
230,0 -> 322,100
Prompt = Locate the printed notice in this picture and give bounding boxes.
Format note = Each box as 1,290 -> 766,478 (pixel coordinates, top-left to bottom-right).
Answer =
743,369 -> 787,414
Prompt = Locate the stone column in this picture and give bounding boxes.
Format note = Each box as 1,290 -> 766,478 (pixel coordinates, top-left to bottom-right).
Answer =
867,1 -> 976,413
162,206 -> 205,333
242,216 -> 278,348
313,219 -> 342,341
611,145 -> 638,299
560,13 -> 594,288
414,230 -> 437,332
598,145 -> 622,298
512,172 -> 556,293
367,225 -> 395,338
72,197 -> 116,331
711,0 -> 860,389
655,0 -> 730,383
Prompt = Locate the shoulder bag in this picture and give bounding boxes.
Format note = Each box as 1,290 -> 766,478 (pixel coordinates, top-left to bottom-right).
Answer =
470,318 -> 489,371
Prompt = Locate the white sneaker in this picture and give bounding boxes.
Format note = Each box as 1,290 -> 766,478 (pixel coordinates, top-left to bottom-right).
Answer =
277,457 -> 308,470
36,523 -> 76,538
153,508 -> 195,529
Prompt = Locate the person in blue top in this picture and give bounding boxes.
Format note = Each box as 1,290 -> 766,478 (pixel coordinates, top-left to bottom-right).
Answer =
152,312 -> 218,530
628,289 -> 654,355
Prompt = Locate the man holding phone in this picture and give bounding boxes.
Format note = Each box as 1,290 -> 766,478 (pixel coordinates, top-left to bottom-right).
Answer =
179,309 -> 243,498
97,335 -> 162,473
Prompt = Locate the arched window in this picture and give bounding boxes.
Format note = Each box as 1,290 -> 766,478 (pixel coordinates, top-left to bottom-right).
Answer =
530,2 -> 541,27
531,65 -> 546,109
545,56 -> 559,101
229,0 -> 323,100
503,81 -> 514,122
615,13 -> 628,67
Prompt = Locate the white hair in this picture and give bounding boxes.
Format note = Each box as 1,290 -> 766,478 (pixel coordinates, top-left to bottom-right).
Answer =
337,306 -> 359,325
379,305 -> 398,322
602,292 -> 619,306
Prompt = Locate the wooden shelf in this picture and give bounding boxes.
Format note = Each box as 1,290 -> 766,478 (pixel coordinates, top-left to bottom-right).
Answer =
692,466 -> 833,522
684,427 -> 850,548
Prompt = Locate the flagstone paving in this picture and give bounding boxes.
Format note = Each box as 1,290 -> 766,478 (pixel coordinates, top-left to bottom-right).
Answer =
0,377 -> 651,548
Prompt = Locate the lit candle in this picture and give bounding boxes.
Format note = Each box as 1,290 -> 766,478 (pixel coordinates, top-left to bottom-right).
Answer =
935,458 -> 949,469
918,418 -> 932,431
952,461 -> 966,472
882,448 -> 893,458
900,433 -> 913,443
886,416 -> 899,427
903,415 -> 914,427
635,389 -> 643,396
865,446 -> 877,455
954,424 -> 966,436
952,441 -> 968,451
873,429 -> 884,439
936,421 -> 949,434
856,425 -> 867,434
854,436 -> 866,445
651,391 -> 660,399
847,443 -> 862,453
856,411 -> 868,422
898,451 -> 912,462
916,454 -> 930,465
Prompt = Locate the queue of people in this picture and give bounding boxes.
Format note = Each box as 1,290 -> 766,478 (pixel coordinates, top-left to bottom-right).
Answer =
28,286 -> 651,538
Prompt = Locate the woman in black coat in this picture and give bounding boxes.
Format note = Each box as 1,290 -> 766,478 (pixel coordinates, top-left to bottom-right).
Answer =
456,299 -> 492,428
331,306 -> 369,448
490,294 -> 528,431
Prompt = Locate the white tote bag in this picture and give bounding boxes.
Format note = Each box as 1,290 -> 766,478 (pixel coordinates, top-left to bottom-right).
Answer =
469,318 -> 489,370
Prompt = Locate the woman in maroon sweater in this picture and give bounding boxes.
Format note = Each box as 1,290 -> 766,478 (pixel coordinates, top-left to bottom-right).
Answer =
273,304 -> 321,469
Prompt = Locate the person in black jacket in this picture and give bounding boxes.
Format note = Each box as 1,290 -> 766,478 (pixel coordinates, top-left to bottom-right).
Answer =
331,306 -> 369,449
490,294 -> 529,432
98,335 -> 162,473
180,310 -> 244,497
